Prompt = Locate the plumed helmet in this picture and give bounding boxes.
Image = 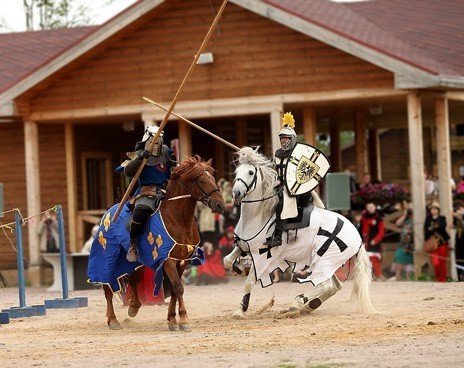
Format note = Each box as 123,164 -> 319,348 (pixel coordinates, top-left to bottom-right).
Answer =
278,112 -> 297,151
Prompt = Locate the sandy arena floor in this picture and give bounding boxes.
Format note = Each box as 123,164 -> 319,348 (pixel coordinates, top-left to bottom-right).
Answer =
0,278 -> 463,368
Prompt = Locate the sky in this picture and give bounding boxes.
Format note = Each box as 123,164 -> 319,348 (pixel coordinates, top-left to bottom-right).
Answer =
0,0 -> 137,33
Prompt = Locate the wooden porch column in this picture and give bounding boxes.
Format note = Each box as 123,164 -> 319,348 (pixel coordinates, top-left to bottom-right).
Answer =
24,120 -> 41,286
354,111 -> 368,182
435,97 -> 457,280
235,118 -> 248,148
368,129 -> 382,181
303,107 -> 317,146
329,123 -> 341,171
178,120 -> 192,163
407,92 -> 426,277
270,108 -> 283,154
65,122 -> 77,253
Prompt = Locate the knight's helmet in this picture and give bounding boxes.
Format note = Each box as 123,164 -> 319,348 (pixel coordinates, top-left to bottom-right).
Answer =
278,112 -> 297,151
142,125 -> 163,156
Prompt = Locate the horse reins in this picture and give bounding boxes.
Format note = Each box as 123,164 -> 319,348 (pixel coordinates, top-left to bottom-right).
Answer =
174,172 -> 220,207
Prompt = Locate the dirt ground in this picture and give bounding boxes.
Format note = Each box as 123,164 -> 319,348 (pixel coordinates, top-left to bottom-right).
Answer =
1,277 -> 463,368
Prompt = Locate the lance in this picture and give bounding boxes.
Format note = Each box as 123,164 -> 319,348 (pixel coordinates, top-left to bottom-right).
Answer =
112,0 -> 230,221
142,97 -> 240,151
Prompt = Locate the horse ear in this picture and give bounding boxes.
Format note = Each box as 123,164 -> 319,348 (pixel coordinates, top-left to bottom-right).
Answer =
254,146 -> 260,153
206,158 -> 213,166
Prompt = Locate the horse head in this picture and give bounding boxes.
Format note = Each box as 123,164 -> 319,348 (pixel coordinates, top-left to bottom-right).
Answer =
170,155 -> 225,214
232,147 -> 278,210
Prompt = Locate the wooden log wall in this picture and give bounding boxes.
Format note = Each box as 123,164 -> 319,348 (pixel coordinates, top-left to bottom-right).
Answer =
0,123 -> 27,269
29,0 -> 394,114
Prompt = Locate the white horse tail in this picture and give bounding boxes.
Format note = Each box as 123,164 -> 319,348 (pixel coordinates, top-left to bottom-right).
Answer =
311,191 -> 325,209
351,244 -> 377,313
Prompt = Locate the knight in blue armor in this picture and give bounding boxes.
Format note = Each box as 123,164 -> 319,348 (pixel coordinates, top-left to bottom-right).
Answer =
123,125 -> 177,262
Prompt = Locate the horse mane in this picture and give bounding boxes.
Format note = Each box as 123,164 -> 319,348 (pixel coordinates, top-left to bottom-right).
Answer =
171,155 -> 214,181
236,147 -> 279,214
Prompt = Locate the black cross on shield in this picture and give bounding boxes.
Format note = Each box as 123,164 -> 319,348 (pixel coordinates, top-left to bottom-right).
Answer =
316,218 -> 348,257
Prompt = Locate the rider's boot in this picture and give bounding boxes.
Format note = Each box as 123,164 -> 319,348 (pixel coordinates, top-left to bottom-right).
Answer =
294,274 -> 342,312
126,238 -> 138,263
263,219 -> 285,247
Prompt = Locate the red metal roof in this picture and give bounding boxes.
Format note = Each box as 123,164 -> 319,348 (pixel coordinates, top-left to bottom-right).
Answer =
0,26 -> 97,93
263,0 -> 464,77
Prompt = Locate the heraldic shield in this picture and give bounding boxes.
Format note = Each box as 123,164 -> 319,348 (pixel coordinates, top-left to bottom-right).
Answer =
285,143 -> 331,197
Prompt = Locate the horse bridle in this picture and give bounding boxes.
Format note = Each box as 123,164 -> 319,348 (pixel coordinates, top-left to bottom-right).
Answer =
234,166 -> 258,198
234,165 -> 276,204
177,172 -> 220,207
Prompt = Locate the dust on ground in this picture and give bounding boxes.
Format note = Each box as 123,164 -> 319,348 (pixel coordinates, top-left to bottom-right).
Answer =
1,278 -> 463,368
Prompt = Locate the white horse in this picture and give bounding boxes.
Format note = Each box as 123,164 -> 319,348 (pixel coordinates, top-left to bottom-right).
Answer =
224,147 -> 376,318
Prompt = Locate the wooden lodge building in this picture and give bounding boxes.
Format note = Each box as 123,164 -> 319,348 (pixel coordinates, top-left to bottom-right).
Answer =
1,0 -> 464,284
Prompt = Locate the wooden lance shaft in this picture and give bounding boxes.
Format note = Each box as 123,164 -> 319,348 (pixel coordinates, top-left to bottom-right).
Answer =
112,0 -> 230,221
142,97 -> 240,151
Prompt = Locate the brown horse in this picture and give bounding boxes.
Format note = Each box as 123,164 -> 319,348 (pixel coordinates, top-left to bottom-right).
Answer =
103,156 -> 225,331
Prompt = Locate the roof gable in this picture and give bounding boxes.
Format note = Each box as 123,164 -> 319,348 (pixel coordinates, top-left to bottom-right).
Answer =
1,0 -> 464,106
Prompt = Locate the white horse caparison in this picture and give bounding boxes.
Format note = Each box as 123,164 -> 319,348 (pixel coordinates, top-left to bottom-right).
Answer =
224,147 -> 376,318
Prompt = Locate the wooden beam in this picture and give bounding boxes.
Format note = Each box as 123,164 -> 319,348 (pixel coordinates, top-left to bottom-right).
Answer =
178,120 -> 192,163
368,128 -> 382,181
353,111 -> 367,182
303,107 -> 317,146
407,92 -> 426,276
235,118 -> 248,147
24,120 -> 41,286
65,122 -> 78,253
270,109 -> 283,154
435,97 -> 457,280
329,123 -> 341,172
29,89 -> 408,122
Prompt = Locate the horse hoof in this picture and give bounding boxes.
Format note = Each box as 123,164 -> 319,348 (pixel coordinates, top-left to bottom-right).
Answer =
179,323 -> 191,332
232,310 -> 245,320
168,324 -> 179,331
108,322 -> 122,330
128,306 -> 140,318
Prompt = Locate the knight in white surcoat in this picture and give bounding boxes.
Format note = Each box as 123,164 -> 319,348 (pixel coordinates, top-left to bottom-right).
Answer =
264,112 -> 310,247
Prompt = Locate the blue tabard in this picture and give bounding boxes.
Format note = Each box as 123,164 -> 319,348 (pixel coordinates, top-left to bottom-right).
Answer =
87,202 -> 204,296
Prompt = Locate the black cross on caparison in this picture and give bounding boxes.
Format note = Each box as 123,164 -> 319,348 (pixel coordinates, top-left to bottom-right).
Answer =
259,245 -> 273,259
316,218 -> 348,257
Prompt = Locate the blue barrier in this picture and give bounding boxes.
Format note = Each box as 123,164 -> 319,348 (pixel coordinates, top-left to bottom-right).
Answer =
44,205 -> 88,309
1,210 -> 46,323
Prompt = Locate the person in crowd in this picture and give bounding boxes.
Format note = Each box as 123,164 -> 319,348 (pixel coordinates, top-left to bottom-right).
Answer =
196,241 -> 228,285
218,226 -> 235,258
81,224 -> 99,254
196,202 -> 223,245
358,173 -> 372,190
456,177 -> 464,194
220,180 -> 238,228
351,210 -> 363,236
344,168 -> 358,194
424,202 -> 450,282
391,208 -> 414,280
361,202 -> 386,281
37,210 -> 59,253
424,172 -> 437,197
453,202 -> 464,281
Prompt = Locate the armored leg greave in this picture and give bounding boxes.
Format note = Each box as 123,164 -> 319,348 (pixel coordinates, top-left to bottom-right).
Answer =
127,204 -> 152,262
263,191 -> 285,247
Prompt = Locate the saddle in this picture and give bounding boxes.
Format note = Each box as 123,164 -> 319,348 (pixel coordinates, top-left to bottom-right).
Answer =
285,204 -> 314,231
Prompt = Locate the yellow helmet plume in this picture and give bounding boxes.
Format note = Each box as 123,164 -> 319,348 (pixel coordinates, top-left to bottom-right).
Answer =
281,112 -> 295,129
